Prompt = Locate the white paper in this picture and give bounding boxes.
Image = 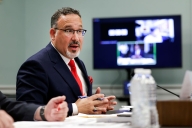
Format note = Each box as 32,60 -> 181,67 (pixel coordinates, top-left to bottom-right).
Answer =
14,114 -> 131,128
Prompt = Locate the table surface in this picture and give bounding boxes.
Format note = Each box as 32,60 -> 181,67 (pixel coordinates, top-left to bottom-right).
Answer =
13,113 -> 191,128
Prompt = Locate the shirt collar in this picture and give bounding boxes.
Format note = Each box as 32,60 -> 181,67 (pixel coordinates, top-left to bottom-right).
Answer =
51,42 -> 73,65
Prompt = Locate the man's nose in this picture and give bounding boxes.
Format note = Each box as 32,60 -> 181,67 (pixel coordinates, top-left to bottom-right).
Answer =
71,32 -> 79,41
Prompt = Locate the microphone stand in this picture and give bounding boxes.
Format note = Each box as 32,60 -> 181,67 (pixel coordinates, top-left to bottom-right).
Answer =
156,85 -> 180,98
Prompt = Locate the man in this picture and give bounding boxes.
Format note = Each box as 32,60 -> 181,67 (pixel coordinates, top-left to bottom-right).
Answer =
0,91 -> 68,128
16,7 -> 116,116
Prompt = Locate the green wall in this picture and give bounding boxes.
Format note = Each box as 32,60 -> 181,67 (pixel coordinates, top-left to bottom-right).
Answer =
0,0 -> 191,87
0,0 -> 25,85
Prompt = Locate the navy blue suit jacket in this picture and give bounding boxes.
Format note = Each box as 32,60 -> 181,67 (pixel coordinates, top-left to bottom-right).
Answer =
0,91 -> 39,121
16,43 -> 92,116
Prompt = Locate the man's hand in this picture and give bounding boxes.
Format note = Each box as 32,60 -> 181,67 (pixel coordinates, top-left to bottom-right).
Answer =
75,94 -> 108,114
95,87 -> 117,111
105,96 -> 117,110
0,110 -> 14,128
95,87 -> 101,94
34,96 -> 68,121
44,96 -> 68,121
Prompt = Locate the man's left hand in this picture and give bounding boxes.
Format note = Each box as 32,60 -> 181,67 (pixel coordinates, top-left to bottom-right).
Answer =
95,87 -> 117,111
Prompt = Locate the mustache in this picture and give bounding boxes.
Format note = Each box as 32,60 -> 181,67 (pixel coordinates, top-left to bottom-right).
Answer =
69,41 -> 80,47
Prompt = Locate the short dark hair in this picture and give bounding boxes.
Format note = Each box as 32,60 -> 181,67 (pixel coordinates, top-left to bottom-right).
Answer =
51,7 -> 81,28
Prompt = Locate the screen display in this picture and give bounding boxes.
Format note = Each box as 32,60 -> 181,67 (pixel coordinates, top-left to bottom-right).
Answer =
93,15 -> 182,69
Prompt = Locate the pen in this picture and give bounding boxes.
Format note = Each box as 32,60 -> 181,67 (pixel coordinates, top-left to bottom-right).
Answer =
95,97 -> 104,101
78,96 -> 104,101
78,96 -> 88,99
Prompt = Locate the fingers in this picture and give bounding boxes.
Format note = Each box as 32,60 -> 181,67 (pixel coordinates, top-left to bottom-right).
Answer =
95,87 -> 101,94
94,97 -> 117,112
106,95 -> 116,100
94,107 -> 106,112
92,97 -> 108,106
57,101 -> 68,111
49,109 -> 68,121
104,100 -> 117,111
0,110 -> 14,128
0,119 -> 14,128
109,101 -> 117,106
76,95 -> 108,114
107,106 -> 114,110
89,94 -> 104,101
104,96 -> 117,111
45,98 -> 68,121
46,101 -> 68,121
57,102 -> 68,112
50,96 -> 66,104
54,101 -> 68,121
76,94 -> 115,115
55,108 -> 68,121
92,107 -> 106,114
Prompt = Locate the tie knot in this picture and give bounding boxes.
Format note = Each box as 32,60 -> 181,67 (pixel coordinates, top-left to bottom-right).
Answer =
68,60 -> 75,68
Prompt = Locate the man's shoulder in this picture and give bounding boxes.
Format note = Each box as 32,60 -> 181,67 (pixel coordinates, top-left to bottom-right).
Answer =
27,47 -> 48,61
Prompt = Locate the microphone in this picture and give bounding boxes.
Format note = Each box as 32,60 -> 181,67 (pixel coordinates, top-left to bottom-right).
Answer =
156,85 -> 180,98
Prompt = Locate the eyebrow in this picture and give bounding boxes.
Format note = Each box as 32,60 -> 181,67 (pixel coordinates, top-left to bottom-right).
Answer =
63,25 -> 83,29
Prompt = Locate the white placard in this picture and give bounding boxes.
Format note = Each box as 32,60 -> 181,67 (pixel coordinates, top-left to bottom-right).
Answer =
180,70 -> 192,100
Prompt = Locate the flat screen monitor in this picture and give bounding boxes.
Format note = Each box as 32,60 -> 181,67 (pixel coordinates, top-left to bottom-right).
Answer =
93,15 -> 182,69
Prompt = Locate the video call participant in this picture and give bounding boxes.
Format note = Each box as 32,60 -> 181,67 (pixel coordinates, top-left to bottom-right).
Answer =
118,44 -> 130,58
0,91 -> 68,128
131,44 -> 145,59
144,27 -> 163,43
16,7 -> 117,116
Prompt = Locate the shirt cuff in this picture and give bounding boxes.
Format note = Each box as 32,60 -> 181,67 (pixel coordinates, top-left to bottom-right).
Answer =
72,103 -> 78,115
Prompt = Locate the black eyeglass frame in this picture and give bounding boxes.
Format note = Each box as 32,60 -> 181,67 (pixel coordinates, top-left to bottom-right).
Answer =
54,28 -> 87,36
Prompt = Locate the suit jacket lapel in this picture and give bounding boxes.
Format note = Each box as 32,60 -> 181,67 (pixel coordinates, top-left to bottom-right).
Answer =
75,58 -> 92,96
46,43 -> 82,97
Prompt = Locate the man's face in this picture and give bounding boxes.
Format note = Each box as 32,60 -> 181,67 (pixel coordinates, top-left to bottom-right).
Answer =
50,14 -> 84,59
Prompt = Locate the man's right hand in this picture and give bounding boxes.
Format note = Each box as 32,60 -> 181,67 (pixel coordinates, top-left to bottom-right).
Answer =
0,110 -> 14,128
75,94 -> 108,114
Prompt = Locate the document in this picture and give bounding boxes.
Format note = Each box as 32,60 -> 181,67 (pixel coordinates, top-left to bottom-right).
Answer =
14,114 -> 131,128
14,120 -> 130,128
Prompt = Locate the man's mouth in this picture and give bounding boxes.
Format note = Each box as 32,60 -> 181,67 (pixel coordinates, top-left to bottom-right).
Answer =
69,45 -> 79,50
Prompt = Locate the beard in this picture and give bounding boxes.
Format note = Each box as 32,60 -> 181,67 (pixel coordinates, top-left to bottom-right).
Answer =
66,41 -> 81,59
66,48 -> 80,59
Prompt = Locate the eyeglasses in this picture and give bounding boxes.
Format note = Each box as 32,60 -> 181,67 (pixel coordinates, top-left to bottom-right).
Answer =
54,28 -> 87,37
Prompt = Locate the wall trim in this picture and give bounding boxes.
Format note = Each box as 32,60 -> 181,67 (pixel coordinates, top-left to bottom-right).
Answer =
92,84 -> 181,89
0,85 -> 16,94
0,84 -> 182,100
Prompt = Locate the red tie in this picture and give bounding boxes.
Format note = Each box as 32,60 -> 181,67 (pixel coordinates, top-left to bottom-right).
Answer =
68,60 -> 83,95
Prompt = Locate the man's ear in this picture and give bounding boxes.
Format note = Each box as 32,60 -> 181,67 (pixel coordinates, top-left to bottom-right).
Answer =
50,28 -> 56,41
